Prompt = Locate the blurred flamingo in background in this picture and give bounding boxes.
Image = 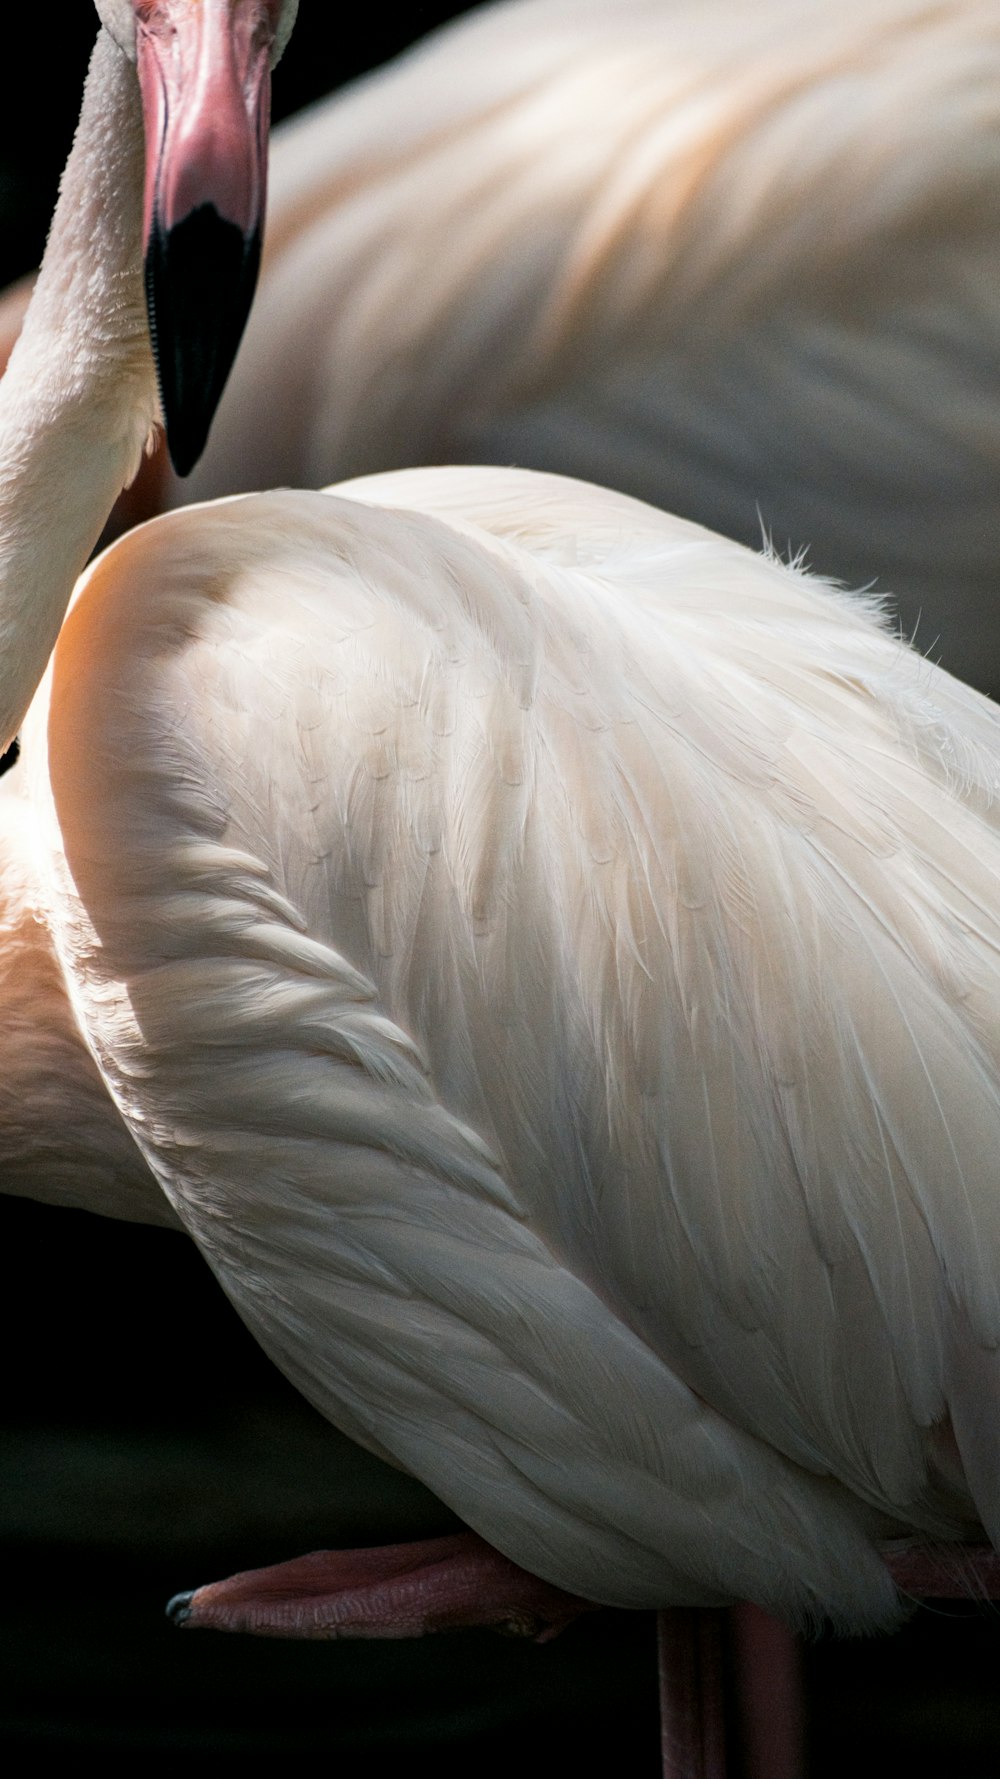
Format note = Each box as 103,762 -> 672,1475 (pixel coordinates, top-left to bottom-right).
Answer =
182,0 -> 1000,691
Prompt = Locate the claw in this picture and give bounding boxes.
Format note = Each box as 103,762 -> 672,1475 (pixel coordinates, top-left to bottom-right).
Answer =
165,1588 -> 196,1626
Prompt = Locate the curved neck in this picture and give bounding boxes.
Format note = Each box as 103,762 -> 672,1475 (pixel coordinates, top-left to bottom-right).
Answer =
0,29 -> 159,752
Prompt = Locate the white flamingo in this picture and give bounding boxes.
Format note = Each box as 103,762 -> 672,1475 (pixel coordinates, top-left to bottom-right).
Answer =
171,0 -> 1000,692
4,5 -> 1000,1721
5,2 -> 999,690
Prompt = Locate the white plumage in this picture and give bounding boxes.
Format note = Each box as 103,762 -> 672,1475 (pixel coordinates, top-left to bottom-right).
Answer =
173,0 -> 1000,690
4,0 -> 1000,1640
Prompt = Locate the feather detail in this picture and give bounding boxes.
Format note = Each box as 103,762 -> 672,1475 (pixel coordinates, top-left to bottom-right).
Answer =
178,0 -> 1000,691
20,465 -> 1000,1626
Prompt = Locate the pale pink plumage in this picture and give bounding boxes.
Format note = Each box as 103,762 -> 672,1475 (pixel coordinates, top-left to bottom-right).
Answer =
2,0 -> 1000,1646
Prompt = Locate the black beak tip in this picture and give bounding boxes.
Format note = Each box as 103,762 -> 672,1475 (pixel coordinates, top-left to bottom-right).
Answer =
145,206 -> 261,478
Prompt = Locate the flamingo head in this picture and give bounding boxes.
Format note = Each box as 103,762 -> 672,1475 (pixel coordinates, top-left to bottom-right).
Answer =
95,0 -> 300,476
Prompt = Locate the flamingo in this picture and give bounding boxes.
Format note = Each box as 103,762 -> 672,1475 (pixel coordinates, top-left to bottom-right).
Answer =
8,9 -> 1000,1747
167,0 -> 999,694
6,1 -> 999,693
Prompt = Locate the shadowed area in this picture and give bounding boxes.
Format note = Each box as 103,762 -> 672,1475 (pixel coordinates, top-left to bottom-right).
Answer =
0,1195 -> 659,1764
4,1194 -> 1000,1768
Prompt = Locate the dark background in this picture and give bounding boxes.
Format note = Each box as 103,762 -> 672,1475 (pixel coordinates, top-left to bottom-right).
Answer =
0,7 -> 490,286
1,5 -> 999,1770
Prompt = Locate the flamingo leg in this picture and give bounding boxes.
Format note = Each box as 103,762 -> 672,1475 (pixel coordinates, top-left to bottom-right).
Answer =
167,1540 -> 1000,1775
729,1603 -> 805,1779
657,1608 -> 729,1779
656,1546 -> 1000,1779
167,1529 -> 596,1642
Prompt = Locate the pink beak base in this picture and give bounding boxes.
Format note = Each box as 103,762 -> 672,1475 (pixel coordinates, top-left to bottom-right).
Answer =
136,0 -> 272,241
135,0 -> 276,474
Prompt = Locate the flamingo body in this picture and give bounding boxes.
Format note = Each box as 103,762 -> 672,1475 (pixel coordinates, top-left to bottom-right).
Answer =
13,457 -> 1000,1631
4,1 -> 1000,1642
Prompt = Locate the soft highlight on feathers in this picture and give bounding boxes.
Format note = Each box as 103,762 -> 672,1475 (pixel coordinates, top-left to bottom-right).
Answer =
5,2 -> 1000,1646
15,463 -> 1000,1633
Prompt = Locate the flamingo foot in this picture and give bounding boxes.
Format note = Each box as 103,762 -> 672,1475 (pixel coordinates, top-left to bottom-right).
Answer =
166,1530 -> 596,1642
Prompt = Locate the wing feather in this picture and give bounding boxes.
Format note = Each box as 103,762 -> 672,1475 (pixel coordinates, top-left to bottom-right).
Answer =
28,466 -> 1000,1623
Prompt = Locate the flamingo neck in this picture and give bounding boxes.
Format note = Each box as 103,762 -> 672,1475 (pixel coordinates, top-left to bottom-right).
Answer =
0,28 -> 159,753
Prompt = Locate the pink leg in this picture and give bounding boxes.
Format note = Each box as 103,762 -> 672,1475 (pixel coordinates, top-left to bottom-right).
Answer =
729,1603 -> 805,1779
684,1543 -> 1000,1779
167,1530 -> 596,1642
168,1535 -> 1000,1779
657,1608 -> 729,1779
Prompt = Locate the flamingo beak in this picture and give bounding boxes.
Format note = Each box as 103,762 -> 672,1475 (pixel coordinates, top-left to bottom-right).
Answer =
137,1 -> 277,476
